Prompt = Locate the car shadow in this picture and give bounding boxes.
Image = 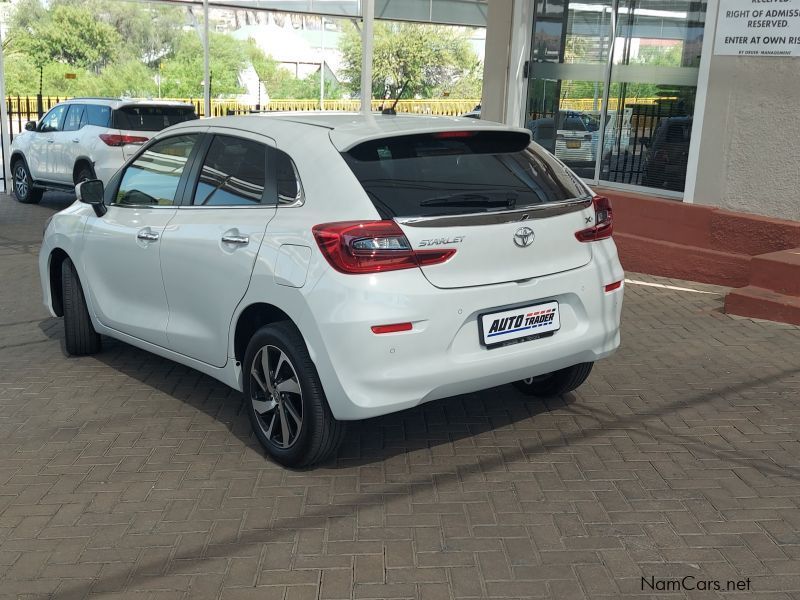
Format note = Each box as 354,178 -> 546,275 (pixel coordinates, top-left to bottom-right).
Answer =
37,320 -> 567,469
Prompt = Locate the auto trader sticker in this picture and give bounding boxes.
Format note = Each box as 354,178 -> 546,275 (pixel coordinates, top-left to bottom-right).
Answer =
480,301 -> 561,346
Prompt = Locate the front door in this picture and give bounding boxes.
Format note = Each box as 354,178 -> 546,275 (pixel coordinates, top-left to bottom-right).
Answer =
29,104 -> 67,180
81,133 -> 202,346
160,131 -> 276,367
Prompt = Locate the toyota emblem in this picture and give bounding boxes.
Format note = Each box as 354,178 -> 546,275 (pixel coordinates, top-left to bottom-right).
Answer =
513,226 -> 535,248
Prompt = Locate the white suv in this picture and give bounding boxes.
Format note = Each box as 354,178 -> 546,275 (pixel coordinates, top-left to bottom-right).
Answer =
10,98 -> 196,203
40,114 -> 624,467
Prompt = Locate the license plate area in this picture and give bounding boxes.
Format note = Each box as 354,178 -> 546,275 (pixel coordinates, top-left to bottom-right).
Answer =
479,301 -> 560,348
566,140 -> 581,149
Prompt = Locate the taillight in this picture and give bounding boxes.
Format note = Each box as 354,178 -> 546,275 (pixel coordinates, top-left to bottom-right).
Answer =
312,220 -> 456,274
99,134 -> 149,147
575,196 -> 613,242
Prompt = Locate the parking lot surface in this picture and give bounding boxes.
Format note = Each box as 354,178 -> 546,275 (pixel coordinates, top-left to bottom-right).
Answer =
1,193 -> 800,600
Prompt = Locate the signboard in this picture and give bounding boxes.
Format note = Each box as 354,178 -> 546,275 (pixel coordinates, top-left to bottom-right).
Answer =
714,0 -> 800,56
64,73 -> 77,80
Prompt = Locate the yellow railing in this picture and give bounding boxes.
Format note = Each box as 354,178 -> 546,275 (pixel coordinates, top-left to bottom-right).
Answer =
6,95 -> 671,117
560,97 -> 671,111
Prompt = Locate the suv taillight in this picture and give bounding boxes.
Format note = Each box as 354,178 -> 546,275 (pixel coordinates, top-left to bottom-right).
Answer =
575,196 -> 613,242
312,220 -> 456,274
99,134 -> 149,147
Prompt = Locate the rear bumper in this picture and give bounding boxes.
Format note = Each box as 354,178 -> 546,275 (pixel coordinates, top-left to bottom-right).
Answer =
306,239 -> 624,420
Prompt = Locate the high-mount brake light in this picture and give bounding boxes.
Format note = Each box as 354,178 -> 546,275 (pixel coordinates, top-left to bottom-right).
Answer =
312,221 -> 456,274
575,196 -> 613,242
432,131 -> 475,139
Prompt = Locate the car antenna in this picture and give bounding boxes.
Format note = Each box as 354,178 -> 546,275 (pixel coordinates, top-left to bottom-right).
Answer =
381,80 -> 408,115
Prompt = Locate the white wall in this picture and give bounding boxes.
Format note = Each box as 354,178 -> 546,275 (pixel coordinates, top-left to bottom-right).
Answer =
690,55 -> 800,221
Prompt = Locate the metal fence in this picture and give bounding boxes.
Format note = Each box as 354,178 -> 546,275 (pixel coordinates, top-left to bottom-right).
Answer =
4,96 -> 482,140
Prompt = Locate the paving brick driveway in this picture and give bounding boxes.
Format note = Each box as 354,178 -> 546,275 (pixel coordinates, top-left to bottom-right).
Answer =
1,193 -> 799,600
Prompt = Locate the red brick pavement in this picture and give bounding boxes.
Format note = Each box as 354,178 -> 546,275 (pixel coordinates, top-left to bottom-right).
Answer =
1,194 -> 799,599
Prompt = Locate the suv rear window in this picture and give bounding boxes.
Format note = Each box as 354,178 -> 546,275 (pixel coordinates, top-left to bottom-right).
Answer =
113,105 -> 197,132
342,131 -> 588,218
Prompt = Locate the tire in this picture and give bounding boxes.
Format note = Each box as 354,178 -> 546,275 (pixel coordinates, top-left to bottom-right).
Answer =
74,163 -> 95,185
513,362 -> 594,397
12,160 -> 43,204
243,321 -> 345,468
61,258 -> 101,356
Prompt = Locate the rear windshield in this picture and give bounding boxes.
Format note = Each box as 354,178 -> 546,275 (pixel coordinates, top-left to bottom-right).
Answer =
342,131 -> 589,218
113,106 -> 197,132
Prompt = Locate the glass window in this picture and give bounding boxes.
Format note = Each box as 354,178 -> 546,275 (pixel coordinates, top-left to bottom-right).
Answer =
276,150 -> 303,205
86,105 -> 112,128
116,134 -> 198,207
343,131 -> 588,219
525,0 -> 705,193
39,105 -> 67,133
114,105 -> 197,132
62,105 -> 85,132
192,136 -> 267,206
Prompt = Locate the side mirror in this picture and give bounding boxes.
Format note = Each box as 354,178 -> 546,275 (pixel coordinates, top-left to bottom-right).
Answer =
76,179 -> 106,216
25,121 -> 37,132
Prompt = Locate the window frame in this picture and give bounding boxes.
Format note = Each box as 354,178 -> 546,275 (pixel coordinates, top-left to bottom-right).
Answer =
109,130 -> 206,209
184,132 -> 272,209
176,128 -> 277,210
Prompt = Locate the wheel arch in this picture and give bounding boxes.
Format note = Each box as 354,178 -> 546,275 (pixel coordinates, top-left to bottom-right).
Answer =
10,150 -> 28,172
48,247 -> 71,317
72,157 -> 95,184
233,302 -> 295,365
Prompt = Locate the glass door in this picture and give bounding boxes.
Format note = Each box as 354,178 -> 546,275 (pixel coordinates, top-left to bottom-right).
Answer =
599,0 -> 706,191
525,0 -> 615,180
525,0 -> 707,193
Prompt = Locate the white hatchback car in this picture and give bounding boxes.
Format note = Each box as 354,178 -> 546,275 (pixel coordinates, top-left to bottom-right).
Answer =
40,113 -> 624,467
10,98 -> 196,203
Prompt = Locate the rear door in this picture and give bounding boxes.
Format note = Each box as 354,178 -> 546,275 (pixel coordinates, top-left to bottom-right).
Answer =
57,103 -> 85,183
159,131 -> 276,367
340,130 -> 594,289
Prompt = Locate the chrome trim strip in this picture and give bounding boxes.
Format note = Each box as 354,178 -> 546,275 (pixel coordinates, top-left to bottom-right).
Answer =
394,197 -> 592,228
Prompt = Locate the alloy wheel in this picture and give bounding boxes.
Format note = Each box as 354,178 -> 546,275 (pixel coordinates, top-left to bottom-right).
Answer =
14,165 -> 28,198
250,345 -> 303,449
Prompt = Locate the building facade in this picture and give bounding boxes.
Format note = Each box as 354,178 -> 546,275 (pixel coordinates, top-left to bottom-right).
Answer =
482,0 -> 800,222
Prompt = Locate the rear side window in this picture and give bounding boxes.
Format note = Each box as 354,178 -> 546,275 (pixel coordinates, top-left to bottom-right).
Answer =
276,150 -> 303,205
86,105 -> 111,127
114,106 -> 197,132
342,131 -> 588,219
192,135 -> 267,206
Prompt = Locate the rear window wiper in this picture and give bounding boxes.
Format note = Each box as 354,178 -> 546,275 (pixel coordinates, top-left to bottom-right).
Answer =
420,192 -> 518,210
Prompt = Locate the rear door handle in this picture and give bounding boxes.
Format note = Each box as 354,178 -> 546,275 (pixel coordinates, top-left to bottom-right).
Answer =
221,234 -> 249,245
46,139 -> 55,144
137,230 -> 160,242
72,139 -> 80,143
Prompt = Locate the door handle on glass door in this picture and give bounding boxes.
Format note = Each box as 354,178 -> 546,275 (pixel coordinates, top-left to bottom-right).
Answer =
137,230 -> 160,242
221,234 -> 249,245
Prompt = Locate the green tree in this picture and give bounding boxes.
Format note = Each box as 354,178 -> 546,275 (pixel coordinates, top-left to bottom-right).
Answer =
13,3 -> 121,72
340,22 -> 482,99
159,31 -> 251,98
54,0 -> 187,66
